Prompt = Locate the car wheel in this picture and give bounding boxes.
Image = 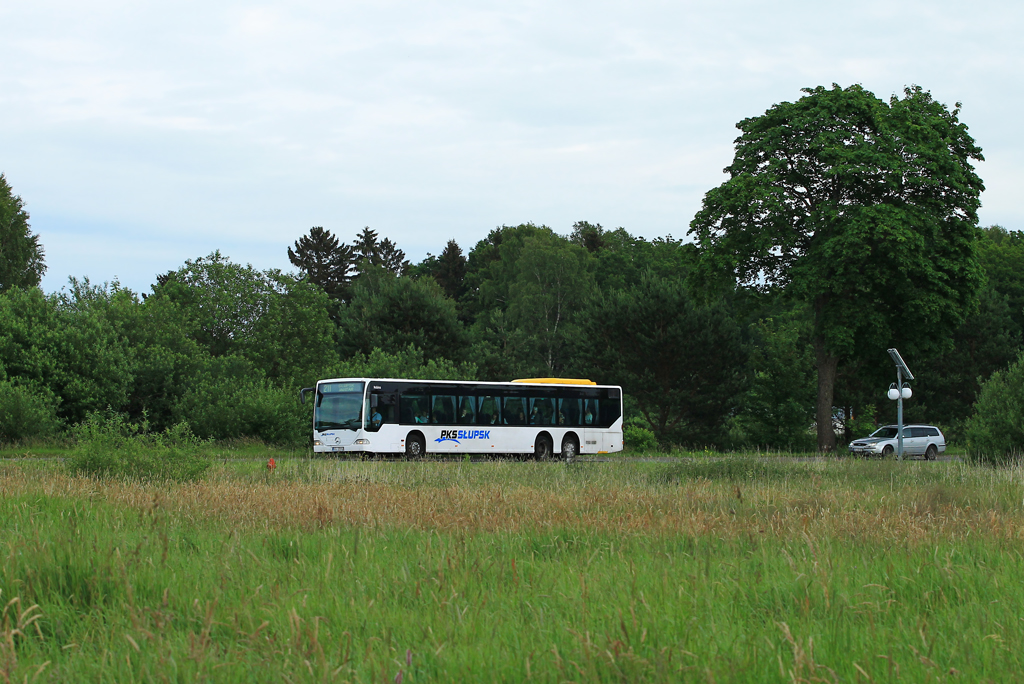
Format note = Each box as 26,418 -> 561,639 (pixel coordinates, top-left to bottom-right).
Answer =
406,432 -> 425,459
534,434 -> 553,461
882,445 -> 894,459
560,436 -> 579,463
925,444 -> 938,461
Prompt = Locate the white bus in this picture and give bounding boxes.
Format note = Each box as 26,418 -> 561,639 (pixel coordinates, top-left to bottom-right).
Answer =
300,377 -> 623,461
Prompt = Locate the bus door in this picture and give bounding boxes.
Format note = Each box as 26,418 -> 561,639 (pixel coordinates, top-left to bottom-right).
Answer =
366,391 -> 396,433
582,394 -> 603,452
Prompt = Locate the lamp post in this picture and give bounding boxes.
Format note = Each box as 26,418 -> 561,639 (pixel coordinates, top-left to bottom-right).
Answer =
886,349 -> 914,460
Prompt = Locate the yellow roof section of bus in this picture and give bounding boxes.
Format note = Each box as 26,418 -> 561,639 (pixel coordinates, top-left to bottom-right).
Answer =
512,378 -> 596,385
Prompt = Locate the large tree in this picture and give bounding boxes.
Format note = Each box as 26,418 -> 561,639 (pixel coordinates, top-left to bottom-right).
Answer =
976,225 -> 1024,334
433,239 -> 468,301
569,221 -> 606,253
152,251 -> 278,358
508,233 -> 595,374
409,239 -> 469,303
353,227 -> 409,276
738,312 -> 817,449
578,273 -> 746,445
461,223 -> 553,321
0,174 -> 46,292
337,269 -> 468,363
0,281 -> 135,424
287,226 -> 356,302
151,252 -> 336,381
689,84 -> 985,450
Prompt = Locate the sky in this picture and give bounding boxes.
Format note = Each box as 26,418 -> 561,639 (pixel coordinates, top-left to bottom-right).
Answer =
1,0 -> 1022,294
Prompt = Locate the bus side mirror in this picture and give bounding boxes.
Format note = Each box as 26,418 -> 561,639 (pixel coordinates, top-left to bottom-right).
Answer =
370,394 -> 379,408
300,387 -> 313,405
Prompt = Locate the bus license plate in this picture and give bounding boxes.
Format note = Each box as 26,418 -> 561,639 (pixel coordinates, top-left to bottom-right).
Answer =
332,446 -> 345,451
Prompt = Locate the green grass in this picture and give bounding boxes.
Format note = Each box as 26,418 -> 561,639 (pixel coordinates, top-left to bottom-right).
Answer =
1,456 -> 1023,682
0,438 -> 309,462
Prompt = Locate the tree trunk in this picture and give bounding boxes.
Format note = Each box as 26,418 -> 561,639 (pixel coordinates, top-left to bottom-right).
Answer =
814,335 -> 838,452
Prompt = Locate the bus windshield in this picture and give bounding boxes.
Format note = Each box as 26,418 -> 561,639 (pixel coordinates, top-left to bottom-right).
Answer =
315,382 -> 364,431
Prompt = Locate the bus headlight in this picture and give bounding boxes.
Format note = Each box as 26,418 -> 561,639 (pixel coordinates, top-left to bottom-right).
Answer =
314,440 -> 322,446
355,439 -> 370,445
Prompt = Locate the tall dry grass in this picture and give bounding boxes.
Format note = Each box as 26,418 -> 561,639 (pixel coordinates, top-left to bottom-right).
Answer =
3,458 -> 1023,542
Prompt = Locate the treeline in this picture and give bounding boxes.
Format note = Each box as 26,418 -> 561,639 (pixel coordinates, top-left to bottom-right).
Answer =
1,174 -> 1022,451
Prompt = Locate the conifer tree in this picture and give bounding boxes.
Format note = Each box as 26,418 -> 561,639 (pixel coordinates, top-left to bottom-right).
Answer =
287,226 -> 355,301
434,239 -> 467,300
0,174 -> 46,292
353,226 -> 409,276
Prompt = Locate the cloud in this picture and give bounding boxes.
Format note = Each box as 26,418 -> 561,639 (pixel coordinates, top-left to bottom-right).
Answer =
0,0 -> 1020,292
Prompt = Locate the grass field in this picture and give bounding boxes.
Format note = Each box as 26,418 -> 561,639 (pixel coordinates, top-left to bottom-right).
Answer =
2,455 -> 1023,682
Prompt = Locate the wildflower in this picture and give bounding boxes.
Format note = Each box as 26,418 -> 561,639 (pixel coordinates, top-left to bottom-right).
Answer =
267,458 -> 276,472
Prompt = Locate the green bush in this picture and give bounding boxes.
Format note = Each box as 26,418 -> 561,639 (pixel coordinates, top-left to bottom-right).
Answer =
845,408 -> 878,441
67,411 -> 211,481
0,379 -> 62,442
624,423 -> 657,452
964,353 -> 1024,463
173,370 -> 308,446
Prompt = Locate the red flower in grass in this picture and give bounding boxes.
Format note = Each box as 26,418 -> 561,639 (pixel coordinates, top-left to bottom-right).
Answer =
267,458 -> 276,472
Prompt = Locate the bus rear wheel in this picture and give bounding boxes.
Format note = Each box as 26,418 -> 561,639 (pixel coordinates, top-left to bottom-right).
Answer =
560,436 -> 579,463
534,434 -> 553,461
406,432 -> 425,459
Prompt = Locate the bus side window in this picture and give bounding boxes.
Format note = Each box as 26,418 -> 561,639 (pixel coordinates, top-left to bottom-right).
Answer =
503,397 -> 526,425
601,395 -> 621,426
432,395 -> 456,424
457,396 -> 476,425
584,400 -> 598,426
402,394 -> 428,425
558,398 -> 581,426
530,397 -> 555,425
478,396 -> 500,425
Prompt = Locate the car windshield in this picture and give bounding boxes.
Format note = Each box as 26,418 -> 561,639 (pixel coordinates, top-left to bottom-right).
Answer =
315,382 -> 364,431
870,427 -> 899,439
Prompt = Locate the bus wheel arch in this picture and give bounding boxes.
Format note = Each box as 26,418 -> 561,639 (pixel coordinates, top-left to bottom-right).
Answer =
406,431 -> 426,459
560,433 -> 580,463
534,432 -> 554,460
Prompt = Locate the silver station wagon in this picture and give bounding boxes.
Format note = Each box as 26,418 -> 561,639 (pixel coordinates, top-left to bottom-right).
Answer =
848,424 -> 946,459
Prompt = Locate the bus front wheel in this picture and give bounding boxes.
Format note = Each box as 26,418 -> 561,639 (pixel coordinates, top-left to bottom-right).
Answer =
406,432 -> 426,459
